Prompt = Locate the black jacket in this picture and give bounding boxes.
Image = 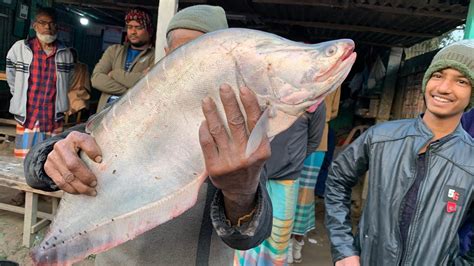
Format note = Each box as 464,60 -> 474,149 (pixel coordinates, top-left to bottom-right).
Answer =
325,116 -> 474,265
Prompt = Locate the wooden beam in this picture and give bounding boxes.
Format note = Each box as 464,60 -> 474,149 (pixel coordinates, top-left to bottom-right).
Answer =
155,0 -> 178,63
265,19 -> 437,38
376,47 -> 403,123
252,0 -> 466,20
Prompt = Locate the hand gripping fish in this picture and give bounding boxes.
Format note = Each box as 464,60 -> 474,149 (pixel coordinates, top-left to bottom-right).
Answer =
31,28 -> 356,265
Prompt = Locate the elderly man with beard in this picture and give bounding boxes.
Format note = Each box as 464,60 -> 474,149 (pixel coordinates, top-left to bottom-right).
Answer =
92,7 -> 155,112
6,7 -> 74,159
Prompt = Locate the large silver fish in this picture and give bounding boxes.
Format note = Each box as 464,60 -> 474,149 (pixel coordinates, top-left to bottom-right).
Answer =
31,28 -> 356,265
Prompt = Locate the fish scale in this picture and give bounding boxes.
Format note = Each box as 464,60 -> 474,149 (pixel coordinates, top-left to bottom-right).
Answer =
31,28 -> 356,265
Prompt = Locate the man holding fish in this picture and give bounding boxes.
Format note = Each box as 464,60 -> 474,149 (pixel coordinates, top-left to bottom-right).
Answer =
24,4 -> 358,265
25,5 -> 274,265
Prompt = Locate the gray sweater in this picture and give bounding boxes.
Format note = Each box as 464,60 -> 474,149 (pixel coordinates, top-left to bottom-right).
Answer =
262,103 -> 326,180
24,124 -> 273,266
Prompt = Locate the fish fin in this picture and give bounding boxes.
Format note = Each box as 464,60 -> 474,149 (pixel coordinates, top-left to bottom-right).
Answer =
245,108 -> 270,158
267,109 -> 299,138
85,105 -> 111,134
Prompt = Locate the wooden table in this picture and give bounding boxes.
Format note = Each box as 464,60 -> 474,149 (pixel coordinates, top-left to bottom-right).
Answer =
0,155 -> 63,247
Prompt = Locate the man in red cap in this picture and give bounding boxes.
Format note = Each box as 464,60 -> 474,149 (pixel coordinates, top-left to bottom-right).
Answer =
92,8 -> 155,112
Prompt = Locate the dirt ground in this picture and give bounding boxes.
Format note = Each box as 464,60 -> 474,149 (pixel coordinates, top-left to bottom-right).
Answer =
0,140 -> 345,265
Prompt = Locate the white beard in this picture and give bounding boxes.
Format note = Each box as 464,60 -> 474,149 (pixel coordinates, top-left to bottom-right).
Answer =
37,33 -> 57,44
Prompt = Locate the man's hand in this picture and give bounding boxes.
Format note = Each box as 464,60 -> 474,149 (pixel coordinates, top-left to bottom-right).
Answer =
199,84 -> 271,225
336,256 -> 360,266
44,131 -> 102,196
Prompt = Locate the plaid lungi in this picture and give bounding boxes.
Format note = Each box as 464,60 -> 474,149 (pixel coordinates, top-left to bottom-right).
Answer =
234,179 -> 299,266
14,121 -> 63,158
292,151 -> 325,236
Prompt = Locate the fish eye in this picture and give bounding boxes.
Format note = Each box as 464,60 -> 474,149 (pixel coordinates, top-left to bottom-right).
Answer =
325,45 -> 337,57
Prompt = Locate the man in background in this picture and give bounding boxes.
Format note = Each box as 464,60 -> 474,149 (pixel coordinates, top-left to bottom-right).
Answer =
92,8 -> 155,112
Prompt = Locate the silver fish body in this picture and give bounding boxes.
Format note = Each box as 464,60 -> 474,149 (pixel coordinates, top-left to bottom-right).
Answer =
31,28 -> 356,265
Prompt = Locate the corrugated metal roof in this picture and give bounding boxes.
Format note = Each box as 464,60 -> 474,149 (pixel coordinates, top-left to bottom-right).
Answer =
53,0 -> 470,48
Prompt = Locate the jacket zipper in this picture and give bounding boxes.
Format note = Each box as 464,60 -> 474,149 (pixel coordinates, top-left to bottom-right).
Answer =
399,148 -> 431,265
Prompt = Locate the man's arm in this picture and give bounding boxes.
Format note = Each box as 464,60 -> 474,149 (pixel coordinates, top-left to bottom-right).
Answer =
307,103 -> 326,155
6,44 -> 17,94
91,46 -> 128,95
109,69 -> 145,89
325,129 -> 372,264
24,124 -> 100,196
199,85 -> 272,249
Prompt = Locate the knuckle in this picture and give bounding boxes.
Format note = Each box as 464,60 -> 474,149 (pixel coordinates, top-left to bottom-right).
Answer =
228,114 -> 245,127
209,124 -> 225,136
64,158 -> 81,172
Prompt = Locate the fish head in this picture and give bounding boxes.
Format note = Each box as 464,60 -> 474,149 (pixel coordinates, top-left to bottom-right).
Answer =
252,38 -> 356,113
232,33 -> 356,137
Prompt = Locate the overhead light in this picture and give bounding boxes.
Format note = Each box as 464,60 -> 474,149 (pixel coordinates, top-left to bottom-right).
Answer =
79,17 -> 89,26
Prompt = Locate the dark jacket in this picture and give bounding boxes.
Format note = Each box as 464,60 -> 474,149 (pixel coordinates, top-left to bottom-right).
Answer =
24,124 -> 272,265
325,116 -> 474,265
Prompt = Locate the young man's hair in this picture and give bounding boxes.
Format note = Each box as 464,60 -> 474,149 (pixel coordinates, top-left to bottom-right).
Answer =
35,7 -> 57,22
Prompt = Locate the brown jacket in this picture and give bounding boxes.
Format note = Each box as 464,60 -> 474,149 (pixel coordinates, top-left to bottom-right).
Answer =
91,43 -> 155,112
67,62 -> 90,115
317,87 -> 341,152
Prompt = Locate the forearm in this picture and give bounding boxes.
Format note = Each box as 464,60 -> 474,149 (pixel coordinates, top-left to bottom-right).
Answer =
24,124 -> 86,191
211,179 -> 272,250
110,69 -> 143,88
91,73 -> 128,95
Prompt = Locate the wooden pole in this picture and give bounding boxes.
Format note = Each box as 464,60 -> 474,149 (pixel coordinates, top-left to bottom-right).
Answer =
376,47 -> 403,123
155,0 -> 179,63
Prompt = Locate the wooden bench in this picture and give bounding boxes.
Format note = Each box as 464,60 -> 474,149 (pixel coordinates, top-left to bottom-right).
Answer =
0,155 -> 63,247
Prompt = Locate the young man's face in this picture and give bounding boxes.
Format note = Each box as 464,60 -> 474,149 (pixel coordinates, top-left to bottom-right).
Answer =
424,68 -> 472,119
126,20 -> 150,48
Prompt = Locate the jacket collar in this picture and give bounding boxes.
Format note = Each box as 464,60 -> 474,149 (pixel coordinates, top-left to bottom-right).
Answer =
24,36 -> 67,50
414,113 -> 468,148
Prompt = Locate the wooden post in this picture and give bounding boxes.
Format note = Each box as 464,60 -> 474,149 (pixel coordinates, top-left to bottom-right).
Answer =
23,192 -> 38,247
465,0 -> 474,39
155,0 -> 179,63
376,47 -> 403,123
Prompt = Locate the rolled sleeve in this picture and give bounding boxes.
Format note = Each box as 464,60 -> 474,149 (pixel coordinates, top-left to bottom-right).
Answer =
210,180 -> 272,250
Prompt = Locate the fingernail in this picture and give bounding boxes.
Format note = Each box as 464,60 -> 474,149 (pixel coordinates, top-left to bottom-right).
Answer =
90,181 -> 97,187
90,190 -> 97,197
94,156 -> 102,163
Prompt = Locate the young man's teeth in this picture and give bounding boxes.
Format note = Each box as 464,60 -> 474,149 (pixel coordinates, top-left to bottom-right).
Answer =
433,96 -> 450,103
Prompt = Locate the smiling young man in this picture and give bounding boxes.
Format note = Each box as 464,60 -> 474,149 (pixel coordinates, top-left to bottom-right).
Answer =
325,40 -> 474,265
91,8 -> 155,112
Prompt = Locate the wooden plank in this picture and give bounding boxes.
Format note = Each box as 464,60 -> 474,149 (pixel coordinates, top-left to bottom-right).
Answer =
265,19 -> 437,38
23,192 -> 38,247
0,203 -> 54,220
0,119 -> 17,126
0,71 -> 6,81
31,219 -> 51,234
0,156 -> 63,198
376,47 -> 403,123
